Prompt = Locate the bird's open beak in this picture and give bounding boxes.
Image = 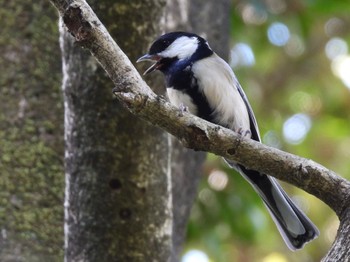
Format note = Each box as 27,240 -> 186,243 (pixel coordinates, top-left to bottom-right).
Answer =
137,54 -> 161,75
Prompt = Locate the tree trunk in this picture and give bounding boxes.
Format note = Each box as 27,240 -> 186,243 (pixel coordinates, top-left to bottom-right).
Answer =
59,1 -> 173,261
0,1 -> 64,260
323,209 -> 350,261
60,1 -> 231,260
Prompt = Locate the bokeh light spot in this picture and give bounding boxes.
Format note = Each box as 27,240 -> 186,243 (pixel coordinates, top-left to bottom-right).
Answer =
262,252 -> 288,262
182,250 -> 210,262
208,169 -> 229,191
283,113 -> 312,144
263,130 -> 281,149
285,34 -> 305,57
265,0 -> 287,14
325,17 -> 345,37
325,37 -> 348,60
215,223 -> 231,240
289,91 -> 322,115
267,22 -> 290,46
249,207 -> 266,230
331,55 -> 350,89
230,43 -> 255,68
241,4 -> 268,25
198,188 -> 215,206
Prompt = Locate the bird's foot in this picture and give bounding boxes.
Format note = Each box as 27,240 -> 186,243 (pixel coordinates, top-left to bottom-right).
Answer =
178,103 -> 188,117
236,127 -> 251,138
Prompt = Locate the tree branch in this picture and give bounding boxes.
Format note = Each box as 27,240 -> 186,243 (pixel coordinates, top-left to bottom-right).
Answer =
49,1 -> 350,259
50,0 -> 350,217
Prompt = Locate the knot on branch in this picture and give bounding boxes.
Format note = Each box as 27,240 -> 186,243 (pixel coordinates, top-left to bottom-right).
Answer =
63,4 -> 92,42
225,131 -> 247,157
227,147 -> 237,156
181,124 -> 209,151
112,88 -> 148,113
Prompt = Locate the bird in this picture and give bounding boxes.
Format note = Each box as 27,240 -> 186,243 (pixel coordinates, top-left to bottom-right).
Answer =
137,31 -> 319,250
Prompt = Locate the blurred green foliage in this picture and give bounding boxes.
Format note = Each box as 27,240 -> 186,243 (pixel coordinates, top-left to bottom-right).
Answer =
185,0 -> 350,261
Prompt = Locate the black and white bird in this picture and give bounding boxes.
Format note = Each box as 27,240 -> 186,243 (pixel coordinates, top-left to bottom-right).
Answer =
137,31 -> 319,250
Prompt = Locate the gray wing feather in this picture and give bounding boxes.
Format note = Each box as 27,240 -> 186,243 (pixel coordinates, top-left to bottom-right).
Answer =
234,79 -> 261,142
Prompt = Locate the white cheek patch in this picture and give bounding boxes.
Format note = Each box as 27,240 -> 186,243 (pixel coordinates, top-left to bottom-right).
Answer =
160,36 -> 199,60
167,88 -> 198,115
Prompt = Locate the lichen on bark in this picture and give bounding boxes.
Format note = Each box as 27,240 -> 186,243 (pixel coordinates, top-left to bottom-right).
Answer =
0,1 -> 64,261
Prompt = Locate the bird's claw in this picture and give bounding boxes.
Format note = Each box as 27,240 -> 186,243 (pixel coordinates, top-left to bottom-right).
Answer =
178,103 -> 188,117
236,128 -> 251,138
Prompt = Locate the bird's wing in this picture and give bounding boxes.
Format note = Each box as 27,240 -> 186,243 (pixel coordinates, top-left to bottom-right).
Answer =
235,81 -> 261,142
214,53 -> 261,142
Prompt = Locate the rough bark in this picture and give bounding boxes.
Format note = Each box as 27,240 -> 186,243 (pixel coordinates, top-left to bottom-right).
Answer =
0,1 -> 64,260
323,207 -> 350,261
59,1 -> 172,261
50,0 -> 350,260
163,1 -> 231,260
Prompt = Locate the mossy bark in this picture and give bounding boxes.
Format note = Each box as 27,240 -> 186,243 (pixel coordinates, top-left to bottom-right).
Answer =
0,1 -> 64,261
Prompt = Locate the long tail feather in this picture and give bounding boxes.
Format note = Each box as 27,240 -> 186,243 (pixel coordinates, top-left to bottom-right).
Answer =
226,160 -> 319,250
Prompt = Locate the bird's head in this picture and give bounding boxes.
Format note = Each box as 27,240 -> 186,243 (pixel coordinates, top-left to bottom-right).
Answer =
137,32 -> 212,75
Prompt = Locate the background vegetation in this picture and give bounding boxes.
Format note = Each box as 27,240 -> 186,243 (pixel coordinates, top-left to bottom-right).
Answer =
185,0 -> 350,261
0,0 -> 349,261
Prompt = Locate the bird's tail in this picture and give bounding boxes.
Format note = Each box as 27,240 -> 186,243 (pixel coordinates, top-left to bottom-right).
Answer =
227,161 -> 319,250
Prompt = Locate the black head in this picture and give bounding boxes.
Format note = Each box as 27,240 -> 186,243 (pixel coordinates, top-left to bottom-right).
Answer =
137,32 -> 213,75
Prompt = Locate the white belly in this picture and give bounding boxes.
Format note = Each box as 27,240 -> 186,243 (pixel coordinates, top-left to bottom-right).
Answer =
167,88 -> 198,115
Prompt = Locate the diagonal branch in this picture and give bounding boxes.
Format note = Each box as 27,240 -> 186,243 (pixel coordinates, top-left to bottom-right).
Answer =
49,0 -> 350,219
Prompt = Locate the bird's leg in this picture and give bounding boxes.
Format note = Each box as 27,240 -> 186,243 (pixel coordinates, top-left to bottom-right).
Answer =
236,127 -> 251,138
178,103 -> 188,117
